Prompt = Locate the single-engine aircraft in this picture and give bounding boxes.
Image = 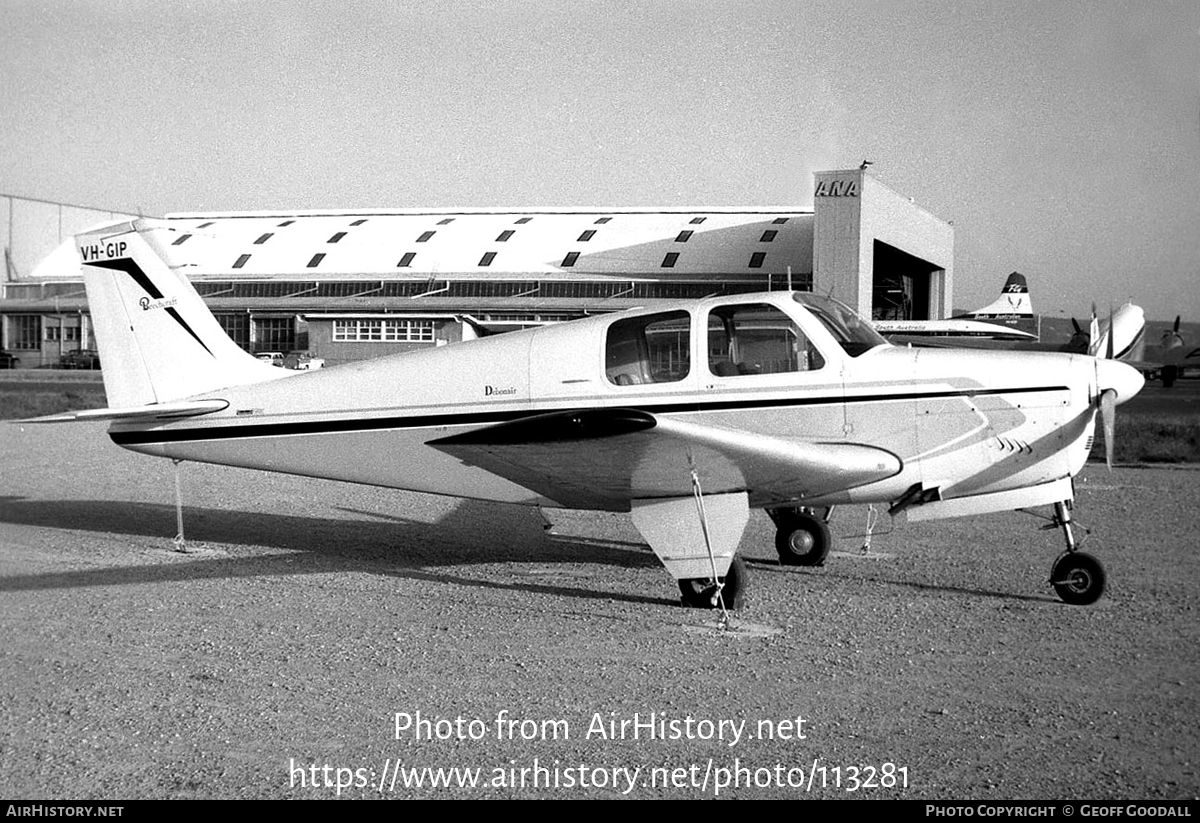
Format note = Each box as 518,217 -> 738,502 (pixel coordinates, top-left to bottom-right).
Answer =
28,220 -> 1146,610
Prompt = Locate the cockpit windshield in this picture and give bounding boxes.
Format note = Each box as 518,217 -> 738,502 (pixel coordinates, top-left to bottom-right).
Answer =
791,293 -> 888,357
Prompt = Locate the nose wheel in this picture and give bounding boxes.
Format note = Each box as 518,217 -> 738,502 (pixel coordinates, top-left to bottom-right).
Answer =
1050,551 -> 1106,605
1046,500 -> 1107,605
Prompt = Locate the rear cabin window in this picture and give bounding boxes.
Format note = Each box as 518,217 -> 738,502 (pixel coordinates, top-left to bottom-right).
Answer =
707,303 -> 824,376
605,311 -> 690,386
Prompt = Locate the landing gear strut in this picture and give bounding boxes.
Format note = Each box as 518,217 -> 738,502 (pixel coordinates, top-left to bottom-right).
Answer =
768,507 -> 832,567
1048,500 -> 1106,605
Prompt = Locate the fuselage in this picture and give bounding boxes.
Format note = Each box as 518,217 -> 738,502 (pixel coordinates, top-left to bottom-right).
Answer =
109,292 -> 1117,511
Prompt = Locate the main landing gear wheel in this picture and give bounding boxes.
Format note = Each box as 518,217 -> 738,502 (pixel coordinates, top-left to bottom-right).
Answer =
1050,551 -> 1106,606
679,556 -> 748,610
774,511 -> 831,567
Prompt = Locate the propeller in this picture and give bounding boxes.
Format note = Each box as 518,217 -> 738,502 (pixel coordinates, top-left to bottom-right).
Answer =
1066,317 -> 1088,352
1106,304 -> 1115,361
1163,315 -> 1184,351
1094,303 -> 1137,470
1094,358 -> 1145,470
1099,387 -> 1116,469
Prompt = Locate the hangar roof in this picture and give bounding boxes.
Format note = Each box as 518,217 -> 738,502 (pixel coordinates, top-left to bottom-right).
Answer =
159,209 -> 815,281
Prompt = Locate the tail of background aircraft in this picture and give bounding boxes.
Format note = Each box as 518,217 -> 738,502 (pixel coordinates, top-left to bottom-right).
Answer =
1094,304 -> 1146,362
77,219 -> 287,408
960,272 -> 1036,336
1062,304 -> 1146,361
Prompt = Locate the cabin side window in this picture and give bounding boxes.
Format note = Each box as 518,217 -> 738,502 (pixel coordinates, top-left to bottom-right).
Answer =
605,311 -> 691,386
707,303 -> 825,377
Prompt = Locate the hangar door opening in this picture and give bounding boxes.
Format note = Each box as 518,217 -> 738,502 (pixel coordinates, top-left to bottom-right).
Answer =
871,241 -> 942,321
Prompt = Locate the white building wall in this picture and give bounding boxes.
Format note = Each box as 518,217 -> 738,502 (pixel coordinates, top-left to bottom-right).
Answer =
812,170 -> 954,318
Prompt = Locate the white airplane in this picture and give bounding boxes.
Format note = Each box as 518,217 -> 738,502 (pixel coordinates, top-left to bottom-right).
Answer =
875,270 -> 1147,362
27,220 -> 1146,610
889,301 -> 1147,367
874,272 -> 1038,342
1127,316 -> 1198,387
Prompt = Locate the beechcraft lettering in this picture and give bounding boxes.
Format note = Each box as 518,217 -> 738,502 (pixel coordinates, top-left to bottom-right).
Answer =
79,241 -> 129,262
139,296 -> 179,312
813,180 -> 860,197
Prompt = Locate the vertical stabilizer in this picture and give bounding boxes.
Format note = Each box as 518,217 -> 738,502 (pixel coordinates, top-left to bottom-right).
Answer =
966,272 -> 1032,319
77,219 -> 289,407
961,272 -> 1036,336
1091,304 -> 1146,362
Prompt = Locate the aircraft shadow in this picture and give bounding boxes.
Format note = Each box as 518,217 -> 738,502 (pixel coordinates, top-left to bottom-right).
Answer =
744,557 -> 1059,605
1,496 -> 1061,608
0,496 -> 671,607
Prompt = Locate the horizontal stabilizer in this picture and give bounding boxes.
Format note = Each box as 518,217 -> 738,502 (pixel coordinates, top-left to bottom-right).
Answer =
18,399 -> 229,424
429,407 -> 902,510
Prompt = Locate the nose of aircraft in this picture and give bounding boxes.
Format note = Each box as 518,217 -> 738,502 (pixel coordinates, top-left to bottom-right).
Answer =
1096,358 -> 1145,405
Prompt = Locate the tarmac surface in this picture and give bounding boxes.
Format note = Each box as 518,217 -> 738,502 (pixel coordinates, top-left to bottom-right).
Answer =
1,421 -> 1198,799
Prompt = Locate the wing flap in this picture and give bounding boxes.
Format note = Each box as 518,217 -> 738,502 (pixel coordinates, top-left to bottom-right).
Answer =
429,408 -> 902,510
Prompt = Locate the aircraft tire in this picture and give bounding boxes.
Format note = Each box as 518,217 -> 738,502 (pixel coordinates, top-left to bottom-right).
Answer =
1050,551 -> 1106,606
1162,365 -> 1178,388
678,556 -> 747,610
774,512 -> 831,567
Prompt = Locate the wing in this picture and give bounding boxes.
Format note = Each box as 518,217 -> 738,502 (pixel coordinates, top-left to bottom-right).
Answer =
428,408 -> 902,510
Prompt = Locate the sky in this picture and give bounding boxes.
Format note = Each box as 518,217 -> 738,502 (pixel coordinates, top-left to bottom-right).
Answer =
2,0 -> 1197,321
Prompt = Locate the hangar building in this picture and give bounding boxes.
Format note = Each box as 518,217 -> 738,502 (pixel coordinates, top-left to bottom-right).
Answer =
0,168 -> 953,368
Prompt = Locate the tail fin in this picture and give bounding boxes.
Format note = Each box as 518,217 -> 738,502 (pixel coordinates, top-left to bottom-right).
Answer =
77,219 -> 288,407
1101,304 -> 1145,362
967,272 -> 1033,319
961,271 -> 1036,337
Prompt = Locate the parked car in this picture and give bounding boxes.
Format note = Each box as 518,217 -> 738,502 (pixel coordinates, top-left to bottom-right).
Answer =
0,349 -> 20,369
59,349 -> 101,369
255,351 -> 285,367
283,351 -> 325,370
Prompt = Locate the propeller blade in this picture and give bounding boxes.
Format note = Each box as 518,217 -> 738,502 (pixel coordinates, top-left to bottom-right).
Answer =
1100,389 -> 1116,470
1106,305 -> 1115,360
1094,359 -> 1144,471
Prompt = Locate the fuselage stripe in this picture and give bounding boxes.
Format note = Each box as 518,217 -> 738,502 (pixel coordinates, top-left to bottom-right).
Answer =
109,385 -> 1070,446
